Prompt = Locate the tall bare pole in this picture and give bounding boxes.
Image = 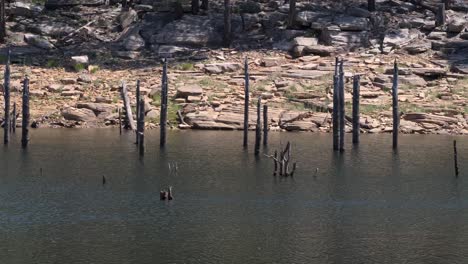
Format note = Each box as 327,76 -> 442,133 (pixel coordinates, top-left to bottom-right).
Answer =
254,97 -> 261,156
243,57 -> 249,148
0,0 -> 5,43
3,49 -> 10,144
352,75 -> 360,144
21,77 -> 30,148
338,59 -> 345,152
392,60 -> 399,149
160,58 -> 168,148
332,57 -> 339,151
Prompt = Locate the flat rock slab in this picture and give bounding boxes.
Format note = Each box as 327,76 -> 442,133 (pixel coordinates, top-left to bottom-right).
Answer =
61,107 -> 96,122
176,84 -> 203,98
282,70 -> 332,80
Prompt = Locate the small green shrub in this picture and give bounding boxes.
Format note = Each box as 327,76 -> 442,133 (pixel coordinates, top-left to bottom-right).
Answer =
74,63 -> 85,72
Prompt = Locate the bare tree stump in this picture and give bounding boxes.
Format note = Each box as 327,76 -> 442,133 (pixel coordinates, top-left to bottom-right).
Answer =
332,57 -> 339,151
136,80 -> 140,144
11,102 -> 16,133
454,140 -> 459,177
338,60 -> 345,152
138,98 -> 145,155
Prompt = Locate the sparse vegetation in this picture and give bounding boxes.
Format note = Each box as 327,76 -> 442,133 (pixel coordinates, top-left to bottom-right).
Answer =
74,63 -> 86,72
178,62 -> 194,71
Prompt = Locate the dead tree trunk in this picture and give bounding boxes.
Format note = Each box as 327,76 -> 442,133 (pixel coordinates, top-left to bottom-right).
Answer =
118,107 -> 122,135
352,75 -> 360,144
332,57 -> 339,151
223,0 -> 231,46
138,98 -> 145,155
266,142 -> 297,177
0,0 -> 5,43
21,77 -> 29,148
436,3 -> 446,27
254,97 -> 262,156
454,140 -> 459,177
392,60 -> 399,149
191,0 -> 199,14
338,59 -> 345,152
243,57 -> 249,148
160,58 -> 168,148
368,0 -> 375,11
3,49 -> 10,144
11,102 -> 16,133
201,0 -> 208,10
263,104 -> 268,146
135,80 -> 140,144
120,81 -> 136,130
288,0 -> 296,28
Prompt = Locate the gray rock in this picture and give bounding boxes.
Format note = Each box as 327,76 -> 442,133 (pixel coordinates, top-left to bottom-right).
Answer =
146,109 -> 159,119
134,4 -> 153,12
204,63 -> 242,74
76,103 -> 115,116
383,28 -> 420,48
61,107 -> 96,122
303,45 -> 336,56
262,11 -> 288,30
24,34 -> 54,50
26,21 -> 74,37
112,50 -> 140,59
10,2 -> 43,17
292,36 -> 318,46
176,84 -> 203,98
295,11 -> 323,26
77,74 -> 92,83
154,15 -> 225,47
123,31 -> 145,51
119,9 -> 138,29
45,0 -> 104,8
156,45 -> 189,57
71,55 -> 89,65
447,17 -> 466,33
283,120 -> 317,131
346,6 -> 371,18
333,16 -> 369,31
321,28 -> 369,50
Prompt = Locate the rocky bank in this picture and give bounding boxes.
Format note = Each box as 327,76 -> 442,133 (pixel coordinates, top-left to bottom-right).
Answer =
0,0 -> 467,135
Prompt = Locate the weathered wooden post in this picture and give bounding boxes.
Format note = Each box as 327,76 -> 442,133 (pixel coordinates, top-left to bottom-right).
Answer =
118,107 -> 122,135
254,97 -> 261,156
120,81 -> 136,130
352,75 -> 360,144
338,59 -> 345,152
135,80 -> 140,144
21,77 -> 29,148
3,49 -> 10,144
243,57 -> 249,148
368,0 -> 375,11
160,58 -> 168,148
11,102 -> 16,133
436,3 -> 446,27
332,57 -> 339,151
138,98 -> 145,155
392,60 -> 399,149
273,150 -> 278,176
263,104 -> 268,146
454,140 -> 459,177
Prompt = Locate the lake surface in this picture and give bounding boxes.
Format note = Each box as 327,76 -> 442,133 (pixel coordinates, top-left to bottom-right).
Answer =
0,129 -> 467,264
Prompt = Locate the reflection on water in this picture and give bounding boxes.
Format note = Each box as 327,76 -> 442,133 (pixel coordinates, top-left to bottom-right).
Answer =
0,129 -> 467,264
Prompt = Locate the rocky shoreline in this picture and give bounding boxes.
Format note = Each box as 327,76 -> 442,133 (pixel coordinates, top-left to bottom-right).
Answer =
0,0 -> 466,135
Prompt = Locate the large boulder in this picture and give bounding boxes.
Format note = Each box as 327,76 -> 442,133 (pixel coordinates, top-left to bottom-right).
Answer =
383,28 -> 420,48
24,34 -> 55,50
321,27 -> 369,50
76,103 -> 115,117
61,107 -> 96,122
123,31 -> 145,51
154,15 -> 225,47
447,16 -> 466,33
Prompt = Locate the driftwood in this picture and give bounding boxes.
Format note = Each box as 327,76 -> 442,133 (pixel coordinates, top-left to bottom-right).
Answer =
352,75 -> 360,144
3,49 -> 10,144
21,77 -> 30,148
243,57 -> 249,147
392,60 -> 399,149
120,81 -> 136,130
265,142 -> 297,177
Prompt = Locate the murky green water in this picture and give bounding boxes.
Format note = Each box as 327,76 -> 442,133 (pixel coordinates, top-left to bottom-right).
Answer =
0,129 -> 467,264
